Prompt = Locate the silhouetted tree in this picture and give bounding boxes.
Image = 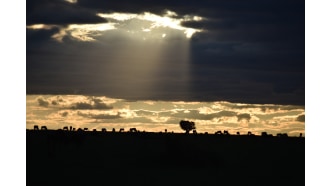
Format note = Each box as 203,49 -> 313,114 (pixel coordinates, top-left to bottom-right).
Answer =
179,120 -> 196,134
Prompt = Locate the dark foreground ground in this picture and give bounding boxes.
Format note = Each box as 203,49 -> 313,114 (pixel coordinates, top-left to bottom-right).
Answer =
27,130 -> 304,186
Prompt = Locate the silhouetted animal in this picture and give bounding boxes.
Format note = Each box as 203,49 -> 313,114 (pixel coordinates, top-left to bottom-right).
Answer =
84,128 -> 88,131
261,132 -> 268,137
224,130 -> 230,135
33,125 -> 39,130
102,128 -> 107,132
63,126 -> 69,131
119,128 -> 124,132
41,126 -> 47,130
276,133 -> 288,137
129,128 -> 137,132
215,131 -> 222,135
93,129 -> 97,132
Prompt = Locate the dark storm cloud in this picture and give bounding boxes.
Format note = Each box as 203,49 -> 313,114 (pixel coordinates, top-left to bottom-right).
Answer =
27,0 -> 107,25
27,0 -> 304,105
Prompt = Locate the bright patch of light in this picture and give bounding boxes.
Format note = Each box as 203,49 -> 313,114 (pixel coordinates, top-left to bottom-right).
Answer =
98,12 -> 137,21
51,29 -> 67,42
164,10 -> 178,17
142,28 -> 151,32
184,29 -> 197,39
65,0 -> 77,3
162,34 -> 166,38
27,24 -> 56,30
193,16 -> 203,21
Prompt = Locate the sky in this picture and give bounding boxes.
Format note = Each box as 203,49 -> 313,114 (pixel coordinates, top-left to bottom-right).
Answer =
26,0 -> 305,105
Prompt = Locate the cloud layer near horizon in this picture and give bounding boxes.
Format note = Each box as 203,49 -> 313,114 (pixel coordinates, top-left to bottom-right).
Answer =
27,95 -> 305,136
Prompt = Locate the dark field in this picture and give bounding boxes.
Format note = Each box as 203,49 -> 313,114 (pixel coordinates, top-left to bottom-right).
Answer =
27,130 -> 304,186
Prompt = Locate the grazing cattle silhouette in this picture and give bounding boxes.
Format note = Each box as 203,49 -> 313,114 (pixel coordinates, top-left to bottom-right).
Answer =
215,131 -> 222,135
63,126 -> 69,131
33,125 -> 39,130
41,126 -> 47,130
276,133 -> 288,137
261,132 -> 268,137
102,128 -> 107,132
119,128 -> 124,132
129,128 -> 137,132
247,131 -> 255,136
93,129 -> 97,132
223,130 -> 230,135
83,128 -> 88,131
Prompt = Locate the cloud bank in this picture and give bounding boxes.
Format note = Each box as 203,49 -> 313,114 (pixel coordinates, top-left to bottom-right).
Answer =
27,95 -> 305,136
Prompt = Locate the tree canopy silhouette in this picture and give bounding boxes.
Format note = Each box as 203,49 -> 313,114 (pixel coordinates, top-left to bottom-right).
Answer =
179,120 -> 196,134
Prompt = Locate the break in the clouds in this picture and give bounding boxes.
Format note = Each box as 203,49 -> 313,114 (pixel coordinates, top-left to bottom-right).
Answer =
27,0 -> 304,105
27,95 -> 305,136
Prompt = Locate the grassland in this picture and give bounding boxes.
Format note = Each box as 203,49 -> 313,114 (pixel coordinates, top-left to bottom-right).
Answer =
27,130 -> 304,186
